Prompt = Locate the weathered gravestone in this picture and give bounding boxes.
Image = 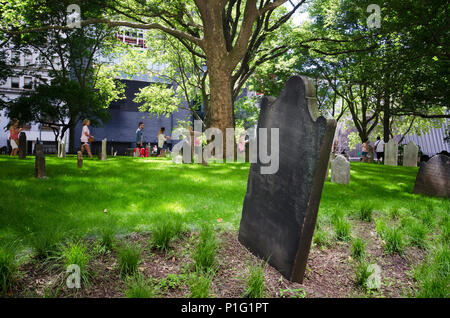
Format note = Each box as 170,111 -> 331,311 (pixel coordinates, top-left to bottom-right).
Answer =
101,138 -> 107,161
403,141 -> 418,167
413,154 -> 450,198
331,154 -> 350,185
77,151 -> 83,168
35,144 -> 46,178
238,76 -> 336,283
384,139 -> 398,166
18,132 -> 27,159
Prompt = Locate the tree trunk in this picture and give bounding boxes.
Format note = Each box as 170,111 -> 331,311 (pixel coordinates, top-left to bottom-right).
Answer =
383,93 -> 390,143
205,59 -> 235,157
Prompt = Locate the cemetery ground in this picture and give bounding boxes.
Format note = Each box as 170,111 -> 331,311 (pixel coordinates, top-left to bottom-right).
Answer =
0,155 -> 448,298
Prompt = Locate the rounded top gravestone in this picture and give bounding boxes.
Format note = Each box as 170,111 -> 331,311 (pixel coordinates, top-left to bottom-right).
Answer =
238,76 -> 336,284
331,154 -> 350,185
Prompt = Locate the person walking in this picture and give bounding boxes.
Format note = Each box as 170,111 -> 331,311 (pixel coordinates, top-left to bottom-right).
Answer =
9,119 -> 22,156
157,127 -> 171,157
374,136 -> 385,164
361,138 -> 370,163
135,122 -> 144,148
80,119 -> 93,158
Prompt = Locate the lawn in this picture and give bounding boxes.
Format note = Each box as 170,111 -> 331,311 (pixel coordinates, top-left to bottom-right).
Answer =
0,155 -> 448,298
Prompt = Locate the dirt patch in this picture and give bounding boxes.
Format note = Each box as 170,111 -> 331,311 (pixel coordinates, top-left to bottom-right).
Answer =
10,228 -> 425,298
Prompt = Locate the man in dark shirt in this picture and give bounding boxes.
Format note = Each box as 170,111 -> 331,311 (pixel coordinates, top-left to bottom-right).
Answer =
136,122 -> 144,148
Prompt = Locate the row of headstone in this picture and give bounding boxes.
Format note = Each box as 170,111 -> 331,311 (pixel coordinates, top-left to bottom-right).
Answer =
238,76 -> 336,284
385,140 -> 419,167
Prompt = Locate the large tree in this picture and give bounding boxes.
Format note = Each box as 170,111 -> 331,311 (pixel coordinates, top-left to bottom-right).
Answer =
1,0 -> 124,152
2,0 -> 306,151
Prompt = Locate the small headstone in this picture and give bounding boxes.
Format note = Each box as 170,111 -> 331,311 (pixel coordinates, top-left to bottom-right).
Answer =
384,139 -> 398,166
238,76 -> 336,284
331,154 -> 350,185
35,144 -> 46,178
413,154 -> 450,198
77,151 -> 83,168
403,141 -> 418,167
101,138 -> 107,161
367,264 -> 381,290
18,132 -> 27,159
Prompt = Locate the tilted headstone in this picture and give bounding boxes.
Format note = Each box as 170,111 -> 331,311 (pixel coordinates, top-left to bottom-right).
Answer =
331,154 -> 350,185
101,138 -> 107,161
403,141 -> 418,167
77,151 -> 83,168
18,132 -> 27,159
238,76 -> 336,283
384,139 -> 398,166
35,144 -> 46,178
413,154 -> 450,198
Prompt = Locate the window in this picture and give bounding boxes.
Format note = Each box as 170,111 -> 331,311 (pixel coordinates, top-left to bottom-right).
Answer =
39,55 -> 47,67
11,77 -> 20,88
24,77 -> 33,89
24,53 -> 33,65
11,51 -> 21,65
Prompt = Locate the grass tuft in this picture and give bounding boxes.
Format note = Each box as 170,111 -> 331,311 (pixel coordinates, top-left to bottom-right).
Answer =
383,227 -> 404,255
332,213 -> 351,241
118,243 -> 142,276
188,271 -> 214,298
150,217 -> 183,251
354,260 -> 374,290
351,238 -> 366,260
243,262 -> 266,298
407,221 -> 428,249
124,274 -> 157,298
0,247 -> 18,294
414,245 -> 449,298
193,225 -> 219,273
359,205 -> 374,222
60,241 -> 90,285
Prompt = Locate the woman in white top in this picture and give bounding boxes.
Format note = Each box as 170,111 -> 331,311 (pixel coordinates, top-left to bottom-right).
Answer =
157,127 -> 170,157
80,119 -> 93,158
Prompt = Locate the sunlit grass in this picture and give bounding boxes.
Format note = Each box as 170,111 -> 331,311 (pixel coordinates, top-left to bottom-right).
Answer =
0,155 -> 448,258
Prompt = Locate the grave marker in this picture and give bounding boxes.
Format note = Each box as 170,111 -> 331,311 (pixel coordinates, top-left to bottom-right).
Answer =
238,76 -> 336,283
331,154 -> 350,185
35,144 -> 46,178
413,154 -> 450,198
18,132 -> 27,159
384,139 -> 398,166
403,141 -> 418,167
77,151 -> 83,168
101,138 -> 107,161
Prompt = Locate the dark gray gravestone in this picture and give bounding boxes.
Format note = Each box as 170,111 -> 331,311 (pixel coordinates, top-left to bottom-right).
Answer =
413,154 -> 450,198
18,132 -> 27,159
35,144 -> 46,178
238,76 -> 336,283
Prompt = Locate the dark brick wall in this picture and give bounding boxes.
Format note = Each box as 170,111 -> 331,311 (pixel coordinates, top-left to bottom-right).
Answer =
74,79 -> 192,154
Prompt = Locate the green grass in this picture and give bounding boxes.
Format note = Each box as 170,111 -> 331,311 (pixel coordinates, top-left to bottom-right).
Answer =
192,224 -> 219,273
187,271 -> 214,298
354,260 -> 374,290
0,156 -> 449,297
0,246 -> 18,294
118,243 -> 142,276
351,237 -> 366,260
243,262 -> 266,298
383,227 -> 404,255
359,205 -> 374,222
60,240 -> 90,285
150,216 -> 183,251
414,245 -> 449,298
124,273 -> 158,298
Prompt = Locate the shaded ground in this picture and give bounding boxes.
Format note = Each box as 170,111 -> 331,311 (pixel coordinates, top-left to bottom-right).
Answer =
10,226 -> 425,298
